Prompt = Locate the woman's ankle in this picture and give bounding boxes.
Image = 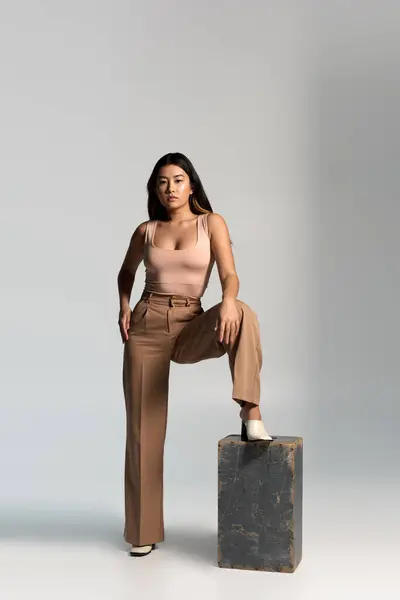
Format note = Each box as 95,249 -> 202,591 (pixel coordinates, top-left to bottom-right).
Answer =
240,401 -> 261,420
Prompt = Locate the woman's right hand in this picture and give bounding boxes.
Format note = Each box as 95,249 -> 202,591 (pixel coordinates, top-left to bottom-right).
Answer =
118,306 -> 132,343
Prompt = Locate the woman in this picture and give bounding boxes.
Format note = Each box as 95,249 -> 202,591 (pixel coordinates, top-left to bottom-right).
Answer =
117,152 -> 272,557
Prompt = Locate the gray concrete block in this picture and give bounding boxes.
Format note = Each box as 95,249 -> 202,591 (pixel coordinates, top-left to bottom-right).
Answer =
218,434 -> 303,572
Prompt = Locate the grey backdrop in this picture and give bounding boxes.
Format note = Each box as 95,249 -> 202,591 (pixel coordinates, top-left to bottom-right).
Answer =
0,1 -> 398,597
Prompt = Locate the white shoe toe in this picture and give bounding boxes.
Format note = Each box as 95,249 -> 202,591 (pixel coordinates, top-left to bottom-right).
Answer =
245,419 -> 273,441
129,543 -> 155,556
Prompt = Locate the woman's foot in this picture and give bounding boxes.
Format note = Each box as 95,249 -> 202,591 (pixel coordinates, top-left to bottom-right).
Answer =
240,402 -> 273,441
129,543 -> 156,557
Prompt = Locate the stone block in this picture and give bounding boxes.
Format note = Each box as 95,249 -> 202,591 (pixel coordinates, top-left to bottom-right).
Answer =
218,434 -> 303,572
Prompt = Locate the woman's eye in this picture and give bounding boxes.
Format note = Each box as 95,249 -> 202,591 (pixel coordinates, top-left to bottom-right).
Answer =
160,180 -> 182,184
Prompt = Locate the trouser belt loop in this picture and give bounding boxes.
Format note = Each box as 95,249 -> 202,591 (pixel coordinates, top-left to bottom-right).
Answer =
166,296 -> 176,332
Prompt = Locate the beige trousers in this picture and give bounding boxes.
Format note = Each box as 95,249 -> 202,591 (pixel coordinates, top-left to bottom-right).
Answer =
122,290 -> 263,545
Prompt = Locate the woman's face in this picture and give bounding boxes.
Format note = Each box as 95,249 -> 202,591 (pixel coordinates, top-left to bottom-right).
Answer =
155,165 -> 193,212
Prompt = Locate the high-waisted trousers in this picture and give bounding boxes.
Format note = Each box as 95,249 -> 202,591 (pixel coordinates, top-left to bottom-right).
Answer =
122,289 -> 263,546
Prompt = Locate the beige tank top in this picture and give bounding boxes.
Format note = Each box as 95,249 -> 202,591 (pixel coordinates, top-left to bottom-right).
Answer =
143,213 -> 215,299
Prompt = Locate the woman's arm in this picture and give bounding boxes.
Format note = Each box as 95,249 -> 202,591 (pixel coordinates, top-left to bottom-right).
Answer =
117,221 -> 147,309
208,213 -> 240,302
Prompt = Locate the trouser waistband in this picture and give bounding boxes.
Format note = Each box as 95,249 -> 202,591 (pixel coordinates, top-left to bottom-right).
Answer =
139,291 -> 201,307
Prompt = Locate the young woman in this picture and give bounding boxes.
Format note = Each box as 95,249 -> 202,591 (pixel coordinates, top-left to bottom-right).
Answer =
117,152 -> 272,557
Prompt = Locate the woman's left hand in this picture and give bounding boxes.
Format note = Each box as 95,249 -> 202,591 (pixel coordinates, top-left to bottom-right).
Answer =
214,298 -> 241,345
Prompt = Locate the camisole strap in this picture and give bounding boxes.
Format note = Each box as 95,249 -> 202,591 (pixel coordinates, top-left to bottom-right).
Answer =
202,212 -> 211,238
144,220 -> 154,245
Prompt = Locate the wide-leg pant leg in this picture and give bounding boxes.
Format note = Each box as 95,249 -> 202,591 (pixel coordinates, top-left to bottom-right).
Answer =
122,302 -> 173,546
171,299 -> 263,407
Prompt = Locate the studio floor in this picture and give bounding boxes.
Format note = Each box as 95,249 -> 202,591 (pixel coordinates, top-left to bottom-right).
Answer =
0,477 -> 394,600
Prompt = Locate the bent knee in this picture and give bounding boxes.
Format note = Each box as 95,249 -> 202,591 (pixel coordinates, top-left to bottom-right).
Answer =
236,299 -> 257,319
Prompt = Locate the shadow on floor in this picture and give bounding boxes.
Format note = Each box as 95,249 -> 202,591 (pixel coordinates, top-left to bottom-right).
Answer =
0,507 -> 219,565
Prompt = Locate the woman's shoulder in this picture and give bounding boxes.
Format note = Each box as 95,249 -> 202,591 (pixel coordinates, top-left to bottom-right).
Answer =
206,212 -> 224,221
205,212 -> 227,232
136,220 -> 150,236
138,218 -> 158,231
130,220 -> 154,245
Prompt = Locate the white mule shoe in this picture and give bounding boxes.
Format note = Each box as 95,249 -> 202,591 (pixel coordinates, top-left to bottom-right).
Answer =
241,419 -> 273,441
129,543 -> 156,557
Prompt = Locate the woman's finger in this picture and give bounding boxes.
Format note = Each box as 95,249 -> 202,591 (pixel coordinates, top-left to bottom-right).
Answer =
224,322 -> 231,344
124,318 -> 128,340
230,322 -> 238,344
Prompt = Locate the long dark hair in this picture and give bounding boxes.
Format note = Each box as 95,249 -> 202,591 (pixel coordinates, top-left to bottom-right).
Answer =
146,152 -> 233,245
147,152 -> 214,221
